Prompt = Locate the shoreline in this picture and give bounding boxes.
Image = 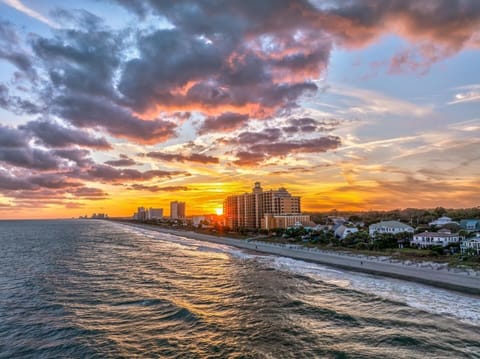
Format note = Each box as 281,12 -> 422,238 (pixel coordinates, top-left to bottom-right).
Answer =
118,221 -> 480,296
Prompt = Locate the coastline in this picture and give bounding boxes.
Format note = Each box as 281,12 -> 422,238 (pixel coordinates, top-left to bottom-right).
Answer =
118,221 -> 480,296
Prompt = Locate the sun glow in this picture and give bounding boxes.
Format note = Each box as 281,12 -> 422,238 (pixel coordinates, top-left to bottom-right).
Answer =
215,208 -> 223,215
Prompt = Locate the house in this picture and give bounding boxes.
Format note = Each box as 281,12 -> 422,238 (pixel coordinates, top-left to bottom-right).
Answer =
369,220 -> 414,237
411,230 -> 463,248
428,216 -> 458,227
460,219 -> 480,232
334,225 -> 358,240
461,236 -> 480,255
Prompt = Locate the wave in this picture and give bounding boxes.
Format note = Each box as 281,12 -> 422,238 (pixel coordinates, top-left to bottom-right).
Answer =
117,223 -> 480,326
261,255 -> 480,326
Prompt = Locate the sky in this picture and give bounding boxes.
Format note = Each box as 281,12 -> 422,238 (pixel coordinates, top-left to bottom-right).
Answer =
0,0 -> 479,219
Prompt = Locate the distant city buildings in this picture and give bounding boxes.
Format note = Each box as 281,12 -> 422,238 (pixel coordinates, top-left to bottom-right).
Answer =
91,213 -> 107,219
148,208 -> 163,219
133,207 -> 164,221
170,201 -> 186,219
223,182 -> 309,229
369,220 -> 414,237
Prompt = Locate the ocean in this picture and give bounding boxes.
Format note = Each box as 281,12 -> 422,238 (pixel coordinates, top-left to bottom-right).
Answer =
0,220 -> 479,358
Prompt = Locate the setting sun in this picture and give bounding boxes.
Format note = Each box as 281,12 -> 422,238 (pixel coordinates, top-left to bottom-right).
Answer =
215,208 -> 224,216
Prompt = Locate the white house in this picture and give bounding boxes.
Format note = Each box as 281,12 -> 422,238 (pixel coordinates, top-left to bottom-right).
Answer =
334,225 -> 358,240
411,231 -> 463,248
461,236 -> 480,255
191,215 -> 206,228
428,216 -> 457,227
369,221 -> 414,237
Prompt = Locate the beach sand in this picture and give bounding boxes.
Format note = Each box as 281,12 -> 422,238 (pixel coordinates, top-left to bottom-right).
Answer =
119,222 -> 480,295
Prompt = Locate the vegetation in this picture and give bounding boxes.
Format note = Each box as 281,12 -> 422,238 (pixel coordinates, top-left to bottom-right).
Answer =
307,206 -> 480,226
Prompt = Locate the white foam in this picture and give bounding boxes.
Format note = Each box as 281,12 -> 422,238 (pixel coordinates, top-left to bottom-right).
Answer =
260,255 -> 480,326
117,223 -> 480,326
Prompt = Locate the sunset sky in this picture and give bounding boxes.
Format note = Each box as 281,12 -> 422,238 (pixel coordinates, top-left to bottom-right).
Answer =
0,0 -> 479,219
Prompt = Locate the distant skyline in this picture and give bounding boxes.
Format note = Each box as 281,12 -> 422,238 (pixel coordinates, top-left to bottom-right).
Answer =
0,0 -> 479,219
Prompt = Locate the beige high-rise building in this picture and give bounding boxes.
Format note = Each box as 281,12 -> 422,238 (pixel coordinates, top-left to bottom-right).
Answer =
170,201 -> 186,219
223,182 -> 305,229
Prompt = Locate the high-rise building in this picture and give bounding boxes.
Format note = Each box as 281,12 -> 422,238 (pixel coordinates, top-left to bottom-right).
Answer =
135,207 -> 146,221
148,208 -> 163,219
170,201 -> 186,219
223,182 -> 305,229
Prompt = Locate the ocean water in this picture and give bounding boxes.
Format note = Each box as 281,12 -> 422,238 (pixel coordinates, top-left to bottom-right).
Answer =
0,220 -> 479,359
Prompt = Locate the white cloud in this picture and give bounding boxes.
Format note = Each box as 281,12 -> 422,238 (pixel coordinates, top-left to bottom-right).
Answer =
323,83 -> 433,117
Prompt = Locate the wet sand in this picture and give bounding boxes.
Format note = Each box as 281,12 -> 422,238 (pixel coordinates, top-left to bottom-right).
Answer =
120,222 -> 480,295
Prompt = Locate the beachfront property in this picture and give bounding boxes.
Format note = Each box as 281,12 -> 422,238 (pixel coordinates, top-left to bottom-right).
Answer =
461,237 -> 480,255
148,208 -> 163,219
191,215 -> 206,228
262,214 -> 313,230
170,201 -> 186,219
134,207 -> 147,221
460,219 -> 480,231
334,225 -> 358,240
368,220 -> 414,237
223,182 -> 308,229
428,216 -> 458,227
133,207 -> 163,221
411,230 -> 463,248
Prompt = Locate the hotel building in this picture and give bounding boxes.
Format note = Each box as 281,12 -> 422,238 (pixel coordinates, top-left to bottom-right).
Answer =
223,182 -> 309,229
170,201 -> 186,219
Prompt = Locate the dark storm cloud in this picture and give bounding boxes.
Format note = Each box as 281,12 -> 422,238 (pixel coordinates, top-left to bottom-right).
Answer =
29,174 -> 83,189
0,21 -> 35,76
32,24 -> 121,99
233,151 -> 267,166
104,154 -> 137,167
233,136 -> 342,166
199,113 -> 249,135
282,117 -> 343,134
0,124 -> 28,147
0,171 -> 82,193
30,19 -> 179,144
0,85 -> 43,115
52,148 -> 93,167
0,147 -> 61,170
82,165 -> 187,182
53,94 -> 178,144
235,128 -> 282,145
128,184 -> 190,192
146,152 -> 219,164
68,186 -> 108,199
22,119 -> 112,149
249,136 -> 341,157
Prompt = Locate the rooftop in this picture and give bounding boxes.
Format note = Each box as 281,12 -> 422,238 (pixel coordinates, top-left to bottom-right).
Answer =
370,220 -> 413,229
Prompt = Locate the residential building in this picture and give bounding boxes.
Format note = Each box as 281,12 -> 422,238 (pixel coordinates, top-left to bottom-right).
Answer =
170,201 -> 186,219
411,230 -> 463,248
461,236 -> 480,255
334,225 -> 358,240
429,216 -> 457,227
460,219 -> 480,232
191,215 -> 206,228
262,214 -> 312,230
369,220 -> 414,237
223,182 -> 306,229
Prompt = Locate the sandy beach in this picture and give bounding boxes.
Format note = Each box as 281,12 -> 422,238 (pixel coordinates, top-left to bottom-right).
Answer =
119,222 -> 480,295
